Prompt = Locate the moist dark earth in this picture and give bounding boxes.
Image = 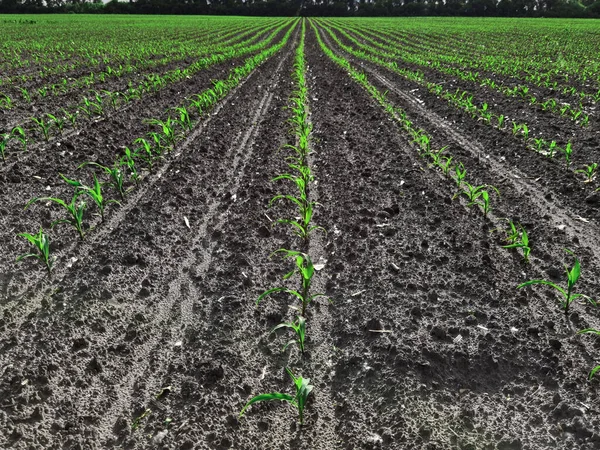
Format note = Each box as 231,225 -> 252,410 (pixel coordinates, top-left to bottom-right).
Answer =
1,20 -> 600,450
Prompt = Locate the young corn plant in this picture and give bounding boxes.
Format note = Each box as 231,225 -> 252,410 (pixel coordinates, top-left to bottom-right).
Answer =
146,118 -> 178,149
31,116 -> 53,142
422,146 -> 448,168
271,315 -> 306,353
81,97 -> 102,118
26,192 -> 87,240
102,90 -> 120,110
438,156 -> 454,176
453,162 -> 467,188
173,106 -> 193,132
47,113 -> 65,135
79,162 -> 126,199
0,93 -> 12,109
512,121 -> 520,136
11,126 -> 26,152
257,250 -> 326,317
533,138 -> 546,153
458,183 -> 500,217
61,173 -> 118,222
547,141 -> 558,159
562,142 -> 573,168
577,328 -> 600,380
0,133 -> 9,162
16,228 -> 53,274
497,115 -> 505,129
20,87 -> 31,103
518,249 -> 595,315
269,190 -> 323,241
575,163 -> 598,183
121,147 -> 140,184
63,109 -> 78,128
134,137 -> 160,171
503,222 -> 531,263
240,368 -> 313,425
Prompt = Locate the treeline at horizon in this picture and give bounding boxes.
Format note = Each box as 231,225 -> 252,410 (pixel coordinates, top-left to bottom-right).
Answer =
1,0 -> 599,18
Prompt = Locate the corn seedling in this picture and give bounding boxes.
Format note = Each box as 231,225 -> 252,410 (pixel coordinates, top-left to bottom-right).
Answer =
16,228 -> 53,274
271,316 -> 306,353
146,118 -> 178,148
453,162 -> 467,188
580,115 -> 589,127
0,133 -> 9,162
413,132 -> 431,153
79,162 -> 126,199
575,163 -> 598,183
521,124 -> 529,141
0,93 -> 13,109
131,409 -> 151,430
61,173 -> 118,222
63,109 -> 78,128
518,249 -> 595,314
503,223 -> 530,263
81,97 -> 102,118
497,115 -> 505,128
134,137 -> 160,170
47,113 -> 65,135
438,156 -> 454,176
512,121 -> 520,136
458,183 -> 500,216
31,116 -> 53,142
577,329 -> 600,380
26,192 -> 87,239
533,138 -> 545,153
423,146 -> 448,168
102,90 -> 120,110
504,220 -> 520,245
257,249 -> 326,316
270,191 -> 323,240
547,140 -> 558,159
562,142 -> 573,168
11,126 -> 26,151
240,368 -> 313,425
173,106 -> 193,132
121,147 -> 140,184
20,87 -> 31,103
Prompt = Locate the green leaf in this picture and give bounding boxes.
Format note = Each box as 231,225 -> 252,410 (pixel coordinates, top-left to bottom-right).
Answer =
589,365 -> 600,380
256,287 -> 286,306
239,392 -> 294,417
60,173 -> 82,188
517,279 -> 566,298
578,328 -> 600,335
16,253 -> 38,262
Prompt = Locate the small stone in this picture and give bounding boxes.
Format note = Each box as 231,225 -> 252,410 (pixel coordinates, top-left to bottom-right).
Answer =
152,430 -> 168,444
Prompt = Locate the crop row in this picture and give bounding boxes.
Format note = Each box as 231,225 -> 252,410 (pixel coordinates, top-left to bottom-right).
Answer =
240,20 -> 322,425
0,17 -> 282,84
16,21 -> 297,278
0,19 -> 286,111
0,21 -> 293,166
315,20 -> 600,195
311,19 -> 600,380
326,20 -> 595,126
335,18 -> 600,99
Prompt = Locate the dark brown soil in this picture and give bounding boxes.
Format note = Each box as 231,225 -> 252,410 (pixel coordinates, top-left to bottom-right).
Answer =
1,20 -> 600,450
